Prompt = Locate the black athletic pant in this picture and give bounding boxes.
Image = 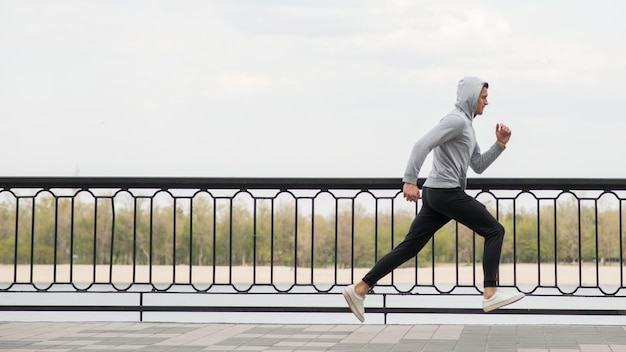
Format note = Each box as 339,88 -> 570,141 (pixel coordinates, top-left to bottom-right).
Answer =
362,187 -> 505,288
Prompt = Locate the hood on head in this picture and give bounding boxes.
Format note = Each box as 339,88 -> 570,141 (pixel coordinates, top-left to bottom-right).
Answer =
455,76 -> 487,119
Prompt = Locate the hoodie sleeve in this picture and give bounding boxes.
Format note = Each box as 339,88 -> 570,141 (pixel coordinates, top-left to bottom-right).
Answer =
469,141 -> 506,174
402,115 -> 465,185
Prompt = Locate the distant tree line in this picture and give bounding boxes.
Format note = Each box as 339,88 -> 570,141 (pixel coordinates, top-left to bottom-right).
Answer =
0,194 -> 623,267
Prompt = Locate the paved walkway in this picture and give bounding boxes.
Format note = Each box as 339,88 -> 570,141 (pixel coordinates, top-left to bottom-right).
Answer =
1,322 -> 626,352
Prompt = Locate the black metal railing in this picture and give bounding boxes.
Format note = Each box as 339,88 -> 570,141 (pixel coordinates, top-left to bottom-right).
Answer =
1,177 -> 625,321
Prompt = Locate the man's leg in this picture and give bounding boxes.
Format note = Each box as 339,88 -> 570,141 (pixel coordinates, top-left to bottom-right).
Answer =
343,201 -> 450,322
360,201 -> 450,289
422,187 -> 524,311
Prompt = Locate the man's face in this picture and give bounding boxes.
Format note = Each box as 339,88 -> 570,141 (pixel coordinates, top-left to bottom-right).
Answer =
475,87 -> 489,115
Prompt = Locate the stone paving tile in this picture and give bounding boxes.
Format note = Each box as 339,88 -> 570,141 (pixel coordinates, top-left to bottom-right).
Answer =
1,322 -> 626,351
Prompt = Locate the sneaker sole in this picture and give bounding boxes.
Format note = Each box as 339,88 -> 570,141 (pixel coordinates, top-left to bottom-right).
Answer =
342,289 -> 365,322
483,293 -> 525,312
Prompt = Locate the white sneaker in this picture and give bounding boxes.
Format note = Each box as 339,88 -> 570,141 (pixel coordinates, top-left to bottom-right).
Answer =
342,285 -> 365,322
482,290 -> 525,312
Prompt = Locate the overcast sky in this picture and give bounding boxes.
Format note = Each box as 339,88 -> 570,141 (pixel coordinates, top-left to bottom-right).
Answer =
1,0 -> 625,179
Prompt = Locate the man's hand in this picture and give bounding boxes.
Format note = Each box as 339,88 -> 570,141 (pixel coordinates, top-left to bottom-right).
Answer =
496,123 -> 512,145
403,183 -> 420,202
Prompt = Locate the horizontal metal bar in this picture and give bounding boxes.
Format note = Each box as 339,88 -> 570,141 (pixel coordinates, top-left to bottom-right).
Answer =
1,305 -> 624,316
0,177 -> 405,190
1,177 -> 626,190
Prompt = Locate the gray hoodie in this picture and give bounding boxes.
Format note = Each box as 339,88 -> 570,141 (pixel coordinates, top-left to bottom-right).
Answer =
402,76 -> 505,190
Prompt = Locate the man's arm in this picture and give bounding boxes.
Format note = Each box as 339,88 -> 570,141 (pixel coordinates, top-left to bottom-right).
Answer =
402,115 -> 465,185
469,123 -> 512,174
